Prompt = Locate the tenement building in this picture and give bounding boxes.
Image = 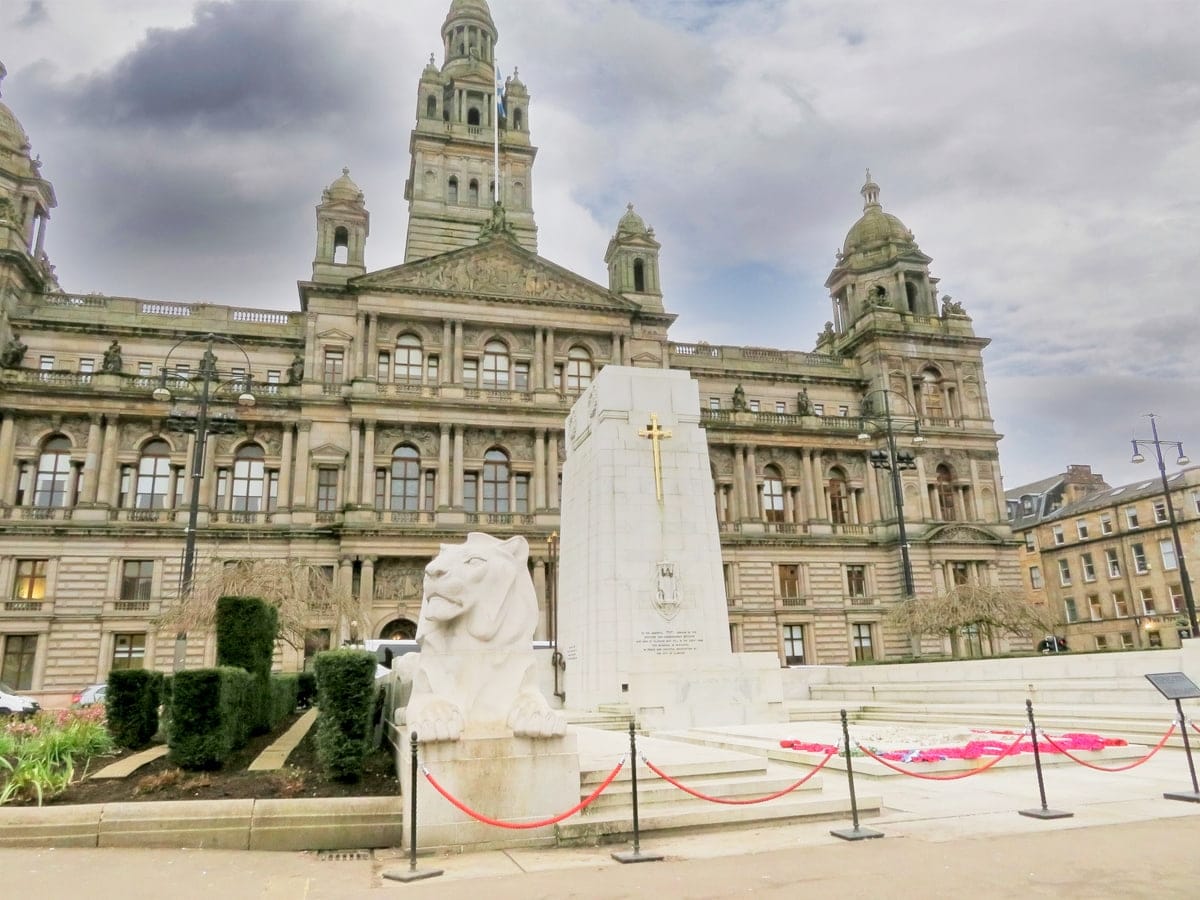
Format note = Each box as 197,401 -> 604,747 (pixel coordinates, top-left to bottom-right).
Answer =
1008,465 -> 1199,651
0,1 -> 1021,699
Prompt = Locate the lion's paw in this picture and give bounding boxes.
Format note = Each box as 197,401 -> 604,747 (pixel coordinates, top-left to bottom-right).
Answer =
507,694 -> 567,739
409,699 -> 465,743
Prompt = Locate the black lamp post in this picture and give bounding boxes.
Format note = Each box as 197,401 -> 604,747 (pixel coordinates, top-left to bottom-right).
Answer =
152,333 -> 256,670
857,388 -> 926,598
547,530 -> 564,701
1130,413 -> 1196,638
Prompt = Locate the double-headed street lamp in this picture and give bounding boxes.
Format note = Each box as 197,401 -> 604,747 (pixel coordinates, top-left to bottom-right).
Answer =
151,333 -> 256,669
857,388 -> 926,598
1130,413 -> 1196,638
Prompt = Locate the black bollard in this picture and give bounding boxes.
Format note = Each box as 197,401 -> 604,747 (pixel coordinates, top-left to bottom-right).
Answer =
1163,698 -> 1200,802
830,708 -> 883,841
612,720 -> 663,863
1018,699 -> 1072,819
382,731 -> 444,883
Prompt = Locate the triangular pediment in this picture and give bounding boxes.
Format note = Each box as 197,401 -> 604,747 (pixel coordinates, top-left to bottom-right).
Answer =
352,237 -> 637,311
923,524 -> 1005,545
317,328 -> 355,342
310,442 -> 349,462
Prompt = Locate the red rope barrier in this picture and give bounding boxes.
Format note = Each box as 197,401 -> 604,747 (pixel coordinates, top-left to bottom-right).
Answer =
422,758 -> 625,830
856,731 -> 1027,781
1192,722 -> 1200,738
641,750 -> 836,805
1038,724 -> 1177,772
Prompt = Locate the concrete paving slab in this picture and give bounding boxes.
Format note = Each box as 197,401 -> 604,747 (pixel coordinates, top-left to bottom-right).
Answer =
90,744 -> 168,779
248,708 -> 318,771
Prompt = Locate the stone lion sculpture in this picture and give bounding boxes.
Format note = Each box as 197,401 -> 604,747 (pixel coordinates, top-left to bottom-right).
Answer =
403,533 -> 566,743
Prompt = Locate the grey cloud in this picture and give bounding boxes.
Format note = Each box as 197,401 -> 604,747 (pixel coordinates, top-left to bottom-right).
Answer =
15,0 -> 48,28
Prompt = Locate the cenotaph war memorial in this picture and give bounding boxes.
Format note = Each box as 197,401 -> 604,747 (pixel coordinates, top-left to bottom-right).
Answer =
557,366 -> 784,730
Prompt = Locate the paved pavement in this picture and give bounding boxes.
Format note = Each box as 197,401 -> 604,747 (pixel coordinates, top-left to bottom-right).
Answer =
5,739 -> 1200,898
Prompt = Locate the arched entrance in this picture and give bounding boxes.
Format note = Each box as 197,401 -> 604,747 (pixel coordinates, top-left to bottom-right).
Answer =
379,618 -> 417,640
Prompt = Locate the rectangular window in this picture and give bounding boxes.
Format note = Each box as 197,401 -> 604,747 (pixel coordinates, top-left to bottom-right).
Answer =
553,364 -> 564,392
1120,632 -> 1135,650
1063,597 -> 1078,622
13,560 -> 47,605
1131,543 -> 1148,574
1170,584 -> 1185,614
120,560 -> 154,603
1100,513 -> 1113,535
267,470 -> 279,512
1125,507 -> 1139,529
1194,492 -> 1200,516
1076,519 -> 1089,540
1024,533 -> 1036,552
1088,594 -> 1103,621
846,565 -> 867,598
1148,630 -> 1163,648
1081,553 -> 1096,582
138,361 -> 153,377
1029,566 -> 1043,590
424,470 -> 436,512
462,358 -> 478,387
374,469 -> 387,510
215,467 -> 229,511
1,634 -> 38,690
1113,591 -> 1129,617
709,398 -> 720,411
267,369 -> 280,386
851,623 -> 874,662
779,564 -> 800,600
1095,635 -> 1109,651
111,633 -> 146,671
748,400 -> 760,413
838,405 -> 849,417
426,355 -> 439,383
317,468 -> 338,512
515,474 -> 530,514
175,362 -> 190,378
783,624 -> 806,666
79,358 -> 95,375
1106,549 -> 1121,578
1057,559 -> 1072,586
1160,539 -> 1178,571
812,403 -> 824,416
463,472 -> 478,513
1153,501 -> 1168,524
1140,587 -> 1156,615
951,562 -> 971,586
775,401 -> 786,414
514,362 -> 530,392
1052,525 -> 1065,545
323,348 -> 344,385
377,352 -> 391,382
39,355 -> 54,371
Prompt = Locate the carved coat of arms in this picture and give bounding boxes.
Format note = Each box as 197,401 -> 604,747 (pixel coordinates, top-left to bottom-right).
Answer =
654,561 -> 682,621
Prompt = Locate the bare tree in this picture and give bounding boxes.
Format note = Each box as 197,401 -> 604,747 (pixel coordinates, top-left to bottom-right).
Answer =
887,584 -> 1057,658
156,555 -> 358,651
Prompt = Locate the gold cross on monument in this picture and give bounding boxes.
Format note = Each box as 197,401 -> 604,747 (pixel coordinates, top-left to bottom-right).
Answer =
638,413 -> 673,502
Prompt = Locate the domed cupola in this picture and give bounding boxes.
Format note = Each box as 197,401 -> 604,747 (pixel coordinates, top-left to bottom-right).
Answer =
824,171 -> 937,335
442,0 -> 497,69
312,167 -> 369,283
606,203 -> 663,311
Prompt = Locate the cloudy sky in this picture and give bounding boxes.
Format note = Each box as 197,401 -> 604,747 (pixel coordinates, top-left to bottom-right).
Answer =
2,0 -> 1198,490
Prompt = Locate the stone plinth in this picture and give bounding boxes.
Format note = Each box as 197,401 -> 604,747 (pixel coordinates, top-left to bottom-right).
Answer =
399,733 -> 579,851
626,652 -> 784,731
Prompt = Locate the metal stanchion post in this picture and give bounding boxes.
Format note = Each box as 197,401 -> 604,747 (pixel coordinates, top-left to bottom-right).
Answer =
383,731 -> 444,883
1018,699 -> 1072,819
1163,698 -> 1200,803
612,720 -> 663,863
831,708 -> 883,841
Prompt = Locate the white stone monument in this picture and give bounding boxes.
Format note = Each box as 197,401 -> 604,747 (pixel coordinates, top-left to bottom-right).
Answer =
557,366 -> 784,730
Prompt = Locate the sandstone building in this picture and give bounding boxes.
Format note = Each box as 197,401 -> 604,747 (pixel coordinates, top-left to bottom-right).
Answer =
0,1 -> 1021,700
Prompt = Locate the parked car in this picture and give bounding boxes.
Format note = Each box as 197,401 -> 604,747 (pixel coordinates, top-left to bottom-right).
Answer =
71,683 -> 107,707
0,681 -> 39,716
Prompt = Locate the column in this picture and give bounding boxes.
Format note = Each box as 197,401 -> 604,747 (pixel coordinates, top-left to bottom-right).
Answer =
338,558 -> 354,607
731,446 -> 746,520
532,329 -> 544,389
361,421 -> 376,505
96,416 -> 120,506
366,314 -> 379,379
79,415 -> 102,503
278,427 -> 294,510
783,485 -> 795,524
545,328 -> 556,390
304,314 -> 318,383
347,421 -> 361,508
360,557 -> 376,613
865,455 -> 882,522
533,560 -> 548,639
198,434 -> 217,509
611,331 -> 622,366
353,313 -> 366,380
0,414 -> 15,503
744,445 -> 759,519
294,421 -> 311,507
533,428 -> 547,510
452,426 -> 465,507
438,424 -> 451,507
440,320 -> 452,384
547,431 -> 559,508
807,450 -> 824,519
913,457 -> 932,519
453,320 -> 464,382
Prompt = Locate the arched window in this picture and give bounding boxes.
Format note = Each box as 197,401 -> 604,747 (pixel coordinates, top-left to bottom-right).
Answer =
512,181 -> 526,209
482,340 -> 510,389
394,334 -> 423,383
513,107 -> 524,131
869,284 -> 888,304
828,469 -> 848,525
633,258 -> 646,292
390,446 -> 420,511
448,176 -> 459,205
231,444 -> 266,512
482,449 -> 510,513
333,226 -> 349,265
762,466 -> 785,523
920,369 -> 945,418
468,179 -> 480,207
35,435 -> 72,507
426,95 -> 437,118
936,464 -> 956,521
136,439 -> 172,509
565,346 -> 592,393
467,107 -> 481,126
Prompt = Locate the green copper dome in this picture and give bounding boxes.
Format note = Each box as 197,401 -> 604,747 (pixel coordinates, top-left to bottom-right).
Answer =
842,171 -> 914,256
617,203 -> 649,236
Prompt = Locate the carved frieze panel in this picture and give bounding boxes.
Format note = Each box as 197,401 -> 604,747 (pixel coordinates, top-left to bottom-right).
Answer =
374,559 -> 427,602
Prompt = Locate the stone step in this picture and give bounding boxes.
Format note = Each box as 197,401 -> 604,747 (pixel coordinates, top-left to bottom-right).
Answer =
579,768 -> 823,812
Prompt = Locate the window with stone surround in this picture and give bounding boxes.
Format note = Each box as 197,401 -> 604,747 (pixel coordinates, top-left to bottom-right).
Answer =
1160,540 -> 1178,571
566,347 -> 592,393
1081,552 -> 1096,582
1095,635 -> 1109,650
1170,584 -> 1185,614
1100,513 -> 1114,535
1057,559 -> 1072,586
1153,501 -> 1168,524
322,348 -> 344,385
111,633 -> 146,671
120,561 -> 154,606
1076,519 -> 1089,540
1125,506 -> 1140,529
514,361 -> 530,392
1029,566 -> 1043,590
11,560 -> 47,610
783,624 -> 807,666
851,623 -> 874,661
1,634 -> 38,690
135,439 -> 173,509
1120,632 -> 1135,649
317,468 -> 339,512
377,351 -> 390,381
1088,594 -> 1102,621
778,564 -> 801,600
1113,590 -> 1129,617
463,358 -> 478,387
828,469 -> 849,525
1105,549 -> 1121,578
1052,525 -> 1065,545
482,341 -> 510,389
463,471 -> 478,512
482,449 -> 510,513
1024,532 -> 1036,552
1140,587 -> 1155,615
845,564 -> 867,598
394,335 -> 423,382
1131,543 -> 1148,574
34,435 -> 73,508
389,446 -> 420,511
762,466 -> 785,523
515,474 -> 530,514
1063,597 -> 1078,622
1148,630 -> 1163,648
776,401 -> 786,414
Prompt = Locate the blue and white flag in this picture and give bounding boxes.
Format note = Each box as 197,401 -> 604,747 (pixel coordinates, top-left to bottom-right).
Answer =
496,64 -> 506,117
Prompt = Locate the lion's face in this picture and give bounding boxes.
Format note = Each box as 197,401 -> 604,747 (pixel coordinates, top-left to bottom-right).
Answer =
418,533 -> 536,646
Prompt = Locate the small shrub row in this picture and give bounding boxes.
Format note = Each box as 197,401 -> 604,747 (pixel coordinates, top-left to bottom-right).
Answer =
297,672 -> 317,709
168,667 -> 254,770
269,674 -> 300,730
106,669 -> 164,750
314,650 -> 377,782
216,596 -> 279,735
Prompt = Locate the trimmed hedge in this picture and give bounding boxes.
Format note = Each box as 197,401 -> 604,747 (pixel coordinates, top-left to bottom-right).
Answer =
268,674 -> 300,730
215,595 -> 279,735
168,667 -> 254,770
297,671 -> 317,709
106,669 -> 163,750
314,650 -> 377,782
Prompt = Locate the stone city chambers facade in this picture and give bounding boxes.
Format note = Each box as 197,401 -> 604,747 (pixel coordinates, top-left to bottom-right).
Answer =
0,0 -> 1021,699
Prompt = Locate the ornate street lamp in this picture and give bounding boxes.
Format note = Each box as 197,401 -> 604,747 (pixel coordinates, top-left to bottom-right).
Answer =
151,333 -> 256,670
1130,413 -> 1196,638
857,388 -> 926,598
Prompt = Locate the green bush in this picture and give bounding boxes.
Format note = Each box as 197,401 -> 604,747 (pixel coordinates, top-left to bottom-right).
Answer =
157,675 -> 174,740
268,674 -> 300,729
106,669 -> 163,750
297,671 -> 317,709
314,650 -> 377,782
168,667 -> 253,770
215,595 -> 279,734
